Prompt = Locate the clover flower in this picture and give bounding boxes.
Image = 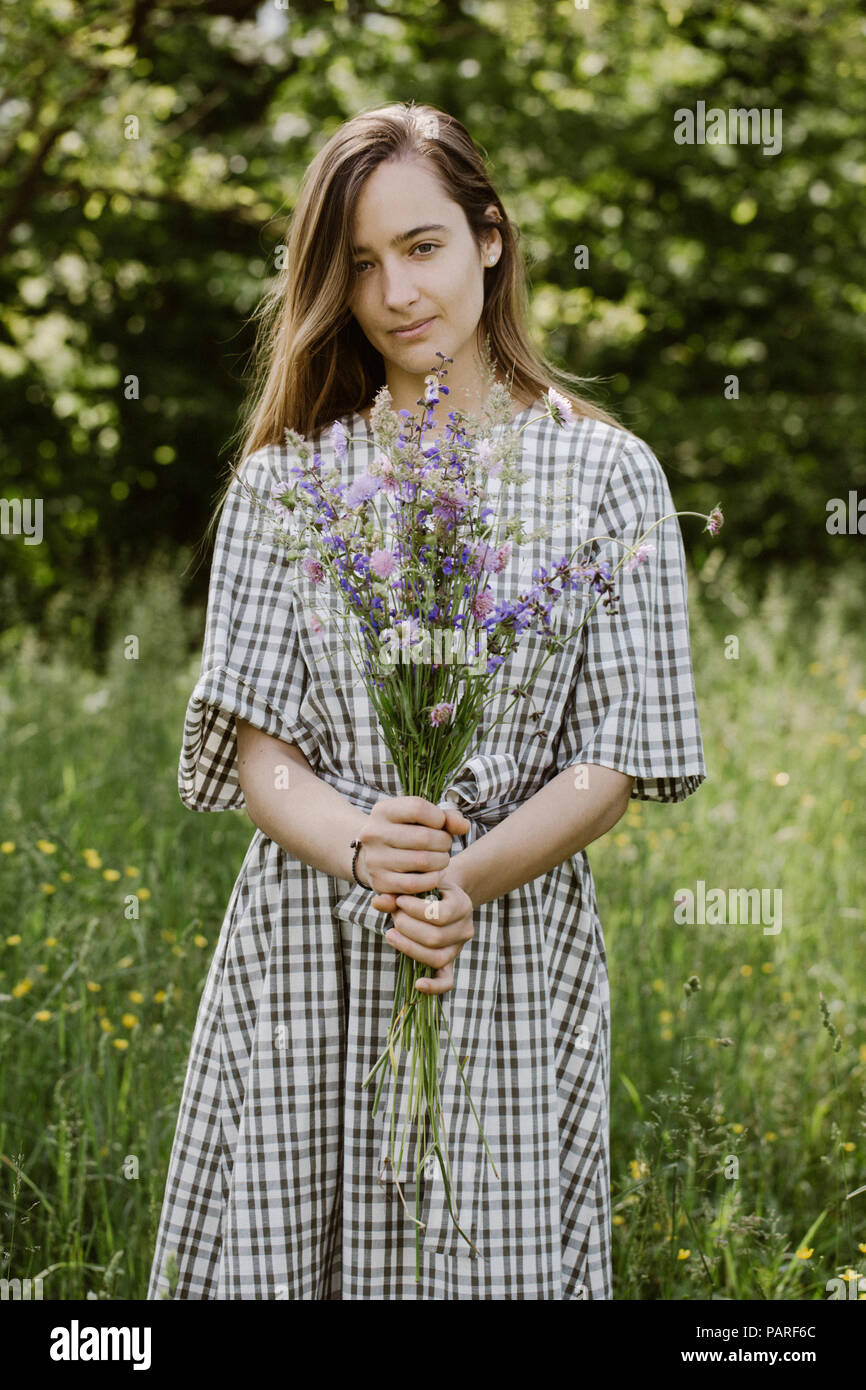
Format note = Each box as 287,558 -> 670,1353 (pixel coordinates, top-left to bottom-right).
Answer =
301,555 -> 325,583
429,701 -> 454,727
472,592 -> 495,622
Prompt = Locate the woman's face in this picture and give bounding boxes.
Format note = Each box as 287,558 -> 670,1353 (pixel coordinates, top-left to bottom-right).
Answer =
347,156 -> 500,404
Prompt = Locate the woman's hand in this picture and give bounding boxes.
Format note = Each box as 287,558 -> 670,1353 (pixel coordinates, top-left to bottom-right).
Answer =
356,795 -> 470,899
371,872 -> 475,996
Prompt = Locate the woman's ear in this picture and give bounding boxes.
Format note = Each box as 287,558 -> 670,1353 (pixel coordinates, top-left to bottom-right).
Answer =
481,204 -> 503,265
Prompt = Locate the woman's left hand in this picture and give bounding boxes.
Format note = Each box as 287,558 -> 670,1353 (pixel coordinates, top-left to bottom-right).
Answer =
371,872 -> 475,996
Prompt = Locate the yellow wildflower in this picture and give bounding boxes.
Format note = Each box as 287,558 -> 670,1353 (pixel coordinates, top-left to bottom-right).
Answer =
86,981 -> 101,993
121,1013 -> 139,1029
34,1010 -> 52,1022
99,1018 -> 114,1033
12,978 -> 33,997
153,989 -> 167,1004
796,1248 -> 813,1259
36,840 -> 56,854
193,934 -> 208,948
112,1038 -> 129,1051
677,1249 -> 690,1261
40,883 -> 56,894
128,990 -> 144,1004
1,841 -> 15,853
6,934 -> 21,946
103,869 -> 121,882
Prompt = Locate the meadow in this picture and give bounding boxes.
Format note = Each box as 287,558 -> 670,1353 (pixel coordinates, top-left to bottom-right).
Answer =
1,555 -> 864,1300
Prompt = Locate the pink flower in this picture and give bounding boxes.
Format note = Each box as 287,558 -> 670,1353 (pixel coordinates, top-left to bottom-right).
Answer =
705,504 -> 724,536
429,701 -> 454,728
469,540 -> 499,574
625,542 -> 655,573
309,613 -> 324,639
301,555 -> 325,583
472,591 -> 495,622
493,541 -> 512,573
370,548 -> 397,578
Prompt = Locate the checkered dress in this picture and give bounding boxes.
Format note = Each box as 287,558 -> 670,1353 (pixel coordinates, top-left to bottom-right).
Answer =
147,403 -> 706,1300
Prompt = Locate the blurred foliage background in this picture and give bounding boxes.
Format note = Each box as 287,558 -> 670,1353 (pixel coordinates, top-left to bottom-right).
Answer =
1,0 -> 864,657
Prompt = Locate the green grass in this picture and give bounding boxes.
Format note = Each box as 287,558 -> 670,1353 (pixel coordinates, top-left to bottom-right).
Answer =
0,556 -> 864,1300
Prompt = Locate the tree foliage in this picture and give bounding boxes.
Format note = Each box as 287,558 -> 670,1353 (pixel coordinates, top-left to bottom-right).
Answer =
1,0 -> 863,642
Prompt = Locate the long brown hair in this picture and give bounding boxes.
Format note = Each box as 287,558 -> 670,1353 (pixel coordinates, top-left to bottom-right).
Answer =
199,99 -> 630,559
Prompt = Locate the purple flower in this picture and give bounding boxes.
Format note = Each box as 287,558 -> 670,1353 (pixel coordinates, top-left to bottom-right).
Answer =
345,472 -> 382,507
370,548 -> 397,578
469,540 -> 499,575
268,483 -> 293,522
429,701 -> 454,728
330,421 -> 349,460
544,388 -> 574,427
431,483 -> 469,524
705,504 -> 724,536
301,555 -> 325,584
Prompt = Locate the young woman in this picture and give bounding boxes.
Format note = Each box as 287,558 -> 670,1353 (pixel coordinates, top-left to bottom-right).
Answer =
147,101 -> 706,1301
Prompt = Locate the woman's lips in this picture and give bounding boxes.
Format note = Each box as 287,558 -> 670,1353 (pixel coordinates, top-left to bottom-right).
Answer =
391,317 -> 435,339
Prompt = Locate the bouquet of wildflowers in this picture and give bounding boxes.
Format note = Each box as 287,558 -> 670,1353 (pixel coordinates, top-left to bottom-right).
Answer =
243,355 -> 724,1275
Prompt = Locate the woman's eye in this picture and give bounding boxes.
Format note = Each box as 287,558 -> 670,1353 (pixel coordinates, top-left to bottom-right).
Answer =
353,244 -> 438,274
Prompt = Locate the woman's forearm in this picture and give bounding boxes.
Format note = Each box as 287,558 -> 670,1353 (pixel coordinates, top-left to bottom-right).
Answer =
236,724 -> 367,884
446,763 -> 634,909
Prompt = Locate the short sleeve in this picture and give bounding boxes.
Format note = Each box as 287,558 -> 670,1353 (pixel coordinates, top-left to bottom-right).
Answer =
556,434 -> 707,803
178,445 -> 315,813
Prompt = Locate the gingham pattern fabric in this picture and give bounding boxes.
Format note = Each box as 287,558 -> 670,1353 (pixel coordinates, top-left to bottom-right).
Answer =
147,403 -> 707,1301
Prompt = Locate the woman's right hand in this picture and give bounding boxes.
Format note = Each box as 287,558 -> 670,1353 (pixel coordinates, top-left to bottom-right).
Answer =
355,795 -> 470,900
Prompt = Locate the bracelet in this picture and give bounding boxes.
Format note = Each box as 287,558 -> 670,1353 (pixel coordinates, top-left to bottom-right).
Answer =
350,839 -> 371,890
